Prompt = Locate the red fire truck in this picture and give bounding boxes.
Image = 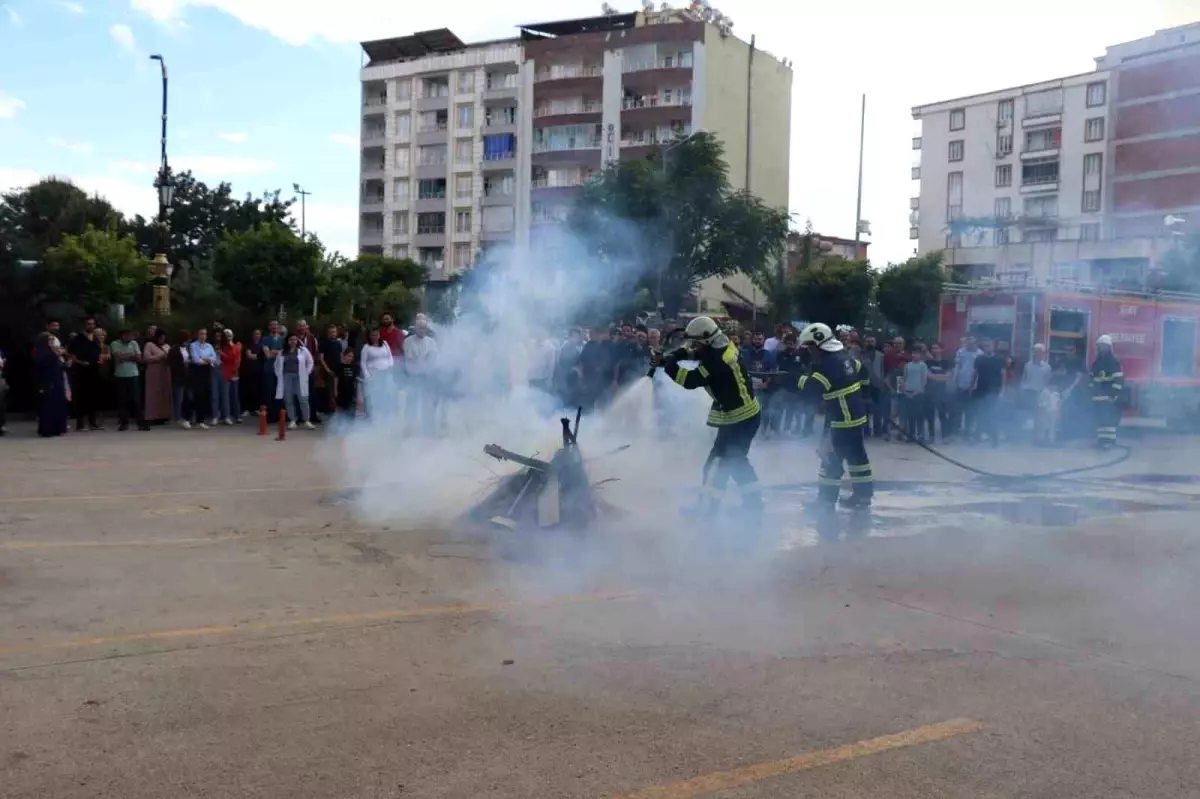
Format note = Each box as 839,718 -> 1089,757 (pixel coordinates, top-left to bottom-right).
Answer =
938,281 -> 1200,423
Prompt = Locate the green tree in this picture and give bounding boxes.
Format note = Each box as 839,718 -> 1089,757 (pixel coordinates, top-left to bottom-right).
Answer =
792,256 -> 873,329
568,132 -> 790,316
212,221 -> 323,315
0,178 -> 124,262
126,170 -> 295,265
875,251 -> 946,337
325,253 -> 427,322
39,226 -> 150,310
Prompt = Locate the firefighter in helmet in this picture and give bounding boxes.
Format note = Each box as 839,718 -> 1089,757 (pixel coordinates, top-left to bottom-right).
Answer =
651,316 -> 763,520
1090,334 -> 1124,448
796,322 -> 874,509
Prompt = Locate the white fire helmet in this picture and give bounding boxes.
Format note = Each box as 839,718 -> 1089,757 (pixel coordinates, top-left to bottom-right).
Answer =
683,316 -> 730,350
1096,334 -> 1113,347
799,322 -> 844,352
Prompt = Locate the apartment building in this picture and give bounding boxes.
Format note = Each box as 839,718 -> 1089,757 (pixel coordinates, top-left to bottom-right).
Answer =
358,7 -> 792,306
910,22 -> 1200,287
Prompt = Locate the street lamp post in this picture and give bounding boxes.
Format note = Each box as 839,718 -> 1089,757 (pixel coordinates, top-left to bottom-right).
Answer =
149,53 -> 174,316
293,183 -> 312,240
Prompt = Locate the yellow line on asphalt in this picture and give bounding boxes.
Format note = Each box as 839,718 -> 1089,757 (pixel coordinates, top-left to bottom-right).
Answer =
612,718 -> 985,799
0,590 -> 639,657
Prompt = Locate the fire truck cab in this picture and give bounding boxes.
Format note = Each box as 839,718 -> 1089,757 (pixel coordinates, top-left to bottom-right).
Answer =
939,280 -> 1200,426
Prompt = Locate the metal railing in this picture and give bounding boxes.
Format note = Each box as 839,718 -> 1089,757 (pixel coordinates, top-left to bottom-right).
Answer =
532,140 -> 601,153
622,96 -> 692,110
534,65 -> 602,82
534,101 -> 602,117
622,57 -> 692,73
483,150 -> 515,161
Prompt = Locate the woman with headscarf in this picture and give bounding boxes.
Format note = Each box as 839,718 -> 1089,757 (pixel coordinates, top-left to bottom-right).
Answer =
34,332 -> 69,437
142,329 -> 173,424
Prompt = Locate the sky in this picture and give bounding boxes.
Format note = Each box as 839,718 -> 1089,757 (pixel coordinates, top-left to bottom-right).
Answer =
0,0 -> 1196,265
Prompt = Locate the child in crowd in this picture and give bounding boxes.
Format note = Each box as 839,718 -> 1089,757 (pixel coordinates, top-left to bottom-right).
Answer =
336,347 -> 361,417
901,348 -> 931,443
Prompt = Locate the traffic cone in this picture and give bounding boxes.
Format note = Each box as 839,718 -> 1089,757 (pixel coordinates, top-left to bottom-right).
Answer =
257,406 -> 268,436
276,407 -> 287,441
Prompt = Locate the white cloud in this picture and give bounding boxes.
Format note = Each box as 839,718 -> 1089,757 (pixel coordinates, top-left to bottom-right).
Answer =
112,155 -> 276,176
0,90 -> 24,119
57,1 -> 85,12
48,137 -> 94,155
329,133 -> 356,147
5,4 -> 22,26
217,131 -> 247,143
109,23 -> 136,54
300,201 -> 358,258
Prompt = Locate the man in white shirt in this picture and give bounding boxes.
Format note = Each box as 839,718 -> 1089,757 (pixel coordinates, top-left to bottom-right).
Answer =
403,314 -> 439,435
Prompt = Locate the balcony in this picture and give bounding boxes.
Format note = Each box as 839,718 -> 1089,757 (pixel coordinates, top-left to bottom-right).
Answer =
360,190 -> 385,212
415,88 -> 450,112
482,110 -> 518,135
535,100 -> 602,118
533,139 -> 601,154
622,95 -> 692,110
416,122 -> 449,146
362,127 -> 386,144
363,92 -> 388,108
360,160 -> 386,179
482,151 -> 516,170
484,72 -> 519,100
623,55 -> 693,74
534,64 -> 602,86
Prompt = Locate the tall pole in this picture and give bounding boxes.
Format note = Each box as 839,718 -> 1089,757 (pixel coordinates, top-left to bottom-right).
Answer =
293,183 -> 312,240
150,54 -> 171,316
854,93 -> 866,251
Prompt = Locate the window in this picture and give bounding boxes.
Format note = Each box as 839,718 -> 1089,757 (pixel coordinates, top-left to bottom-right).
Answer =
483,174 -> 515,197
392,245 -> 408,259
1162,317 -> 1197,378
393,146 -> 410,171
995,198 -> 1012,244
1023,194 -> 1058,219
454,243 -> 472,267
416,212 -> 445,234
912,136 -> 922,150
911,166 -> 921,180
947,171 -> 963,222
1086,81 -> 1107,107
393,179 -> 409,201
996,132 -> 1013,157
910,196 -> 920,210
482,205 -> 515,232
456,104 -> 474,129
1082,190 -> 1102,213
995,164 -> 1012,187
483,134 -> 516,160
1024,228 -> 1056,243
1025,88 -> 1063,117
1085,117 -> 1105,142
394,112 -> 411,139
455,174 -> 473,199
421,77 -> 450,99
998,99 -> 1014,123
485,106 -> 517,127
394,79 -> 412,102
948,140 -> 964,161
455,139 -> 472,164
417,178 -> 446,199
393,212 -> 409,235
909,227 -> 919,240
418,247 -> 444,268
1080,223 -> 1101,242
1082,153 -> 1103,212
1024,127 -> 1061,152
455,210 -> 472,233
418,144 -> 447,166
458,71 -> 475,94
418,110 -> 448,133
1083,152 -> 1103,177
949,108 -> 965,131
1022,157 -> 1059,186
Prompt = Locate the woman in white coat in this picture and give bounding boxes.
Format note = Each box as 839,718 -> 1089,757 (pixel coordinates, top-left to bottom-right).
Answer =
359,327 -> 394,418
274,334 -> 315,429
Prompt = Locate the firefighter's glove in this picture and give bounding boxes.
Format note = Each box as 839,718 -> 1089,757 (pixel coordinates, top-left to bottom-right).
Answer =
668,347 -> 690,362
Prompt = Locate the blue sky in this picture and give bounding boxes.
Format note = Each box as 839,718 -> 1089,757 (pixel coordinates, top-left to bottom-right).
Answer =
0,0 -> 1194,263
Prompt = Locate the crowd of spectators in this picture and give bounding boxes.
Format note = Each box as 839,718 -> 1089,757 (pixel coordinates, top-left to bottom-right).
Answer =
0,313 -> 1088,446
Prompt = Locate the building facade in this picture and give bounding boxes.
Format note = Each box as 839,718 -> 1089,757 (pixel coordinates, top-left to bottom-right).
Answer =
910,22 -> 1200,287
357,9 -> 792,305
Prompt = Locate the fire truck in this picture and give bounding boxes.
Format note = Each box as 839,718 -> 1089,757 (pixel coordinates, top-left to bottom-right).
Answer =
938,280 -> 1200,424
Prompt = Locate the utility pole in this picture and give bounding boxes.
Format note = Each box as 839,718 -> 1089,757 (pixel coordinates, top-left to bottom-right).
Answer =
854,93 -> 866,251
293,183 -> 312,240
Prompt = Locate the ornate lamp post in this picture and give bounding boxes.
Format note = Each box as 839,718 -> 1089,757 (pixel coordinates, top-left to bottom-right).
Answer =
150,53 -> 174,315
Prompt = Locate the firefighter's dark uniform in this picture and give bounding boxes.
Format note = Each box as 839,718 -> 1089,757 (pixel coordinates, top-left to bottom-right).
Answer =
664,342 -> 763,516
1089,351 -> 1123,447
798,348 -> 874,506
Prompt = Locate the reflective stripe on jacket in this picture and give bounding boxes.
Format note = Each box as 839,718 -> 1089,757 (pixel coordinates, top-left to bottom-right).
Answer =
797,349 -> 868,429
664,342 -> 761,427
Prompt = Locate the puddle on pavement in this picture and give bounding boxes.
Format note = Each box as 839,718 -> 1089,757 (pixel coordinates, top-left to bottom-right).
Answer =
1107,473 -> 1200,486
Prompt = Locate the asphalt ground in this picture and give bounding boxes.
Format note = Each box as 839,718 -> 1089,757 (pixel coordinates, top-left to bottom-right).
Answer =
2,421 -> 1200,798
